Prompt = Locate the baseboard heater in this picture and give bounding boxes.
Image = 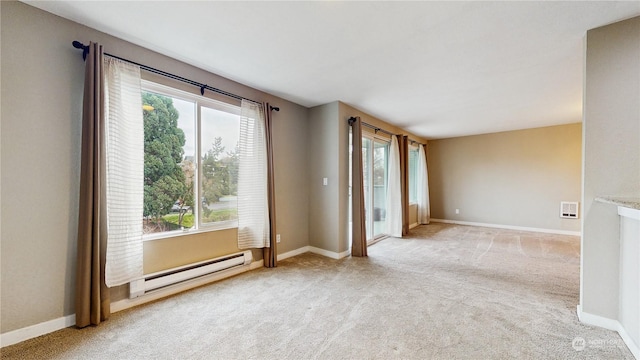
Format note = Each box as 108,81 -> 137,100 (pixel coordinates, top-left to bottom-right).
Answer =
129,250 -> 253,299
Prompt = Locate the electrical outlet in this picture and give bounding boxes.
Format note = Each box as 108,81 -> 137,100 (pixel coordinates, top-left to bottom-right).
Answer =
455,209 -> 460,214
276,234 -> 281,243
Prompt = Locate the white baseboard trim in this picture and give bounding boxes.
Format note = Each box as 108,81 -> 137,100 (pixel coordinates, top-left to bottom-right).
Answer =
430,218 -> 581,236
1,314 -> 75,348
620,327 -> 640,360
278,246 -> 310,261
577,305 -> 639,359
337,249 -> 351,259
308,246 -> 350,260
576,305 -> 620,331
409,222 -> 419,229
368,236 -> 387,247
278,246 -> 352,261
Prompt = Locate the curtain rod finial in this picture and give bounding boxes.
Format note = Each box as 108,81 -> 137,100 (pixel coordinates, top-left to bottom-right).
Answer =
270,106 -> 280,112
72,40 -> 89,61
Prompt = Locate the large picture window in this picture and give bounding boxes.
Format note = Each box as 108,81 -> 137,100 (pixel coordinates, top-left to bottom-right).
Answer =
142,81 -> 240,238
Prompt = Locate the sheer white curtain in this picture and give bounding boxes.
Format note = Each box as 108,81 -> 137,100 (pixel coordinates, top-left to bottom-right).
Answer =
237,100 -> 269,249
417,144 -> 431,224
103,57 -> 144,287
386,136 -> 403,237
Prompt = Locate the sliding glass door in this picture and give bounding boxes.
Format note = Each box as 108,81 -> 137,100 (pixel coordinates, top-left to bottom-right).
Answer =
351,133 -> 389,242
369,139 -> 389,239
350,130 -> 390,244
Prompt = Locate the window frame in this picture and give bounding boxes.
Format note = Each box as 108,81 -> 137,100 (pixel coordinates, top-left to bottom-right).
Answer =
141,80 -> 241,242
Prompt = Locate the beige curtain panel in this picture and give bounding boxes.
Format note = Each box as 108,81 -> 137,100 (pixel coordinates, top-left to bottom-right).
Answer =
385,135 -> 403,237
417,144 -> 431,225
236,101 -> 278,267
263,102 -> 278,268
75,42 -> 110,328
103,57 -> 144,287
237,100 -> 269,250
350,117 -> 368,257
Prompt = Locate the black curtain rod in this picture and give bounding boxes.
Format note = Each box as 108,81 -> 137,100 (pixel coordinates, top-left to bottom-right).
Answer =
363,122 -> 395,137
72,41 -> 279,112
348,117 -> 426,146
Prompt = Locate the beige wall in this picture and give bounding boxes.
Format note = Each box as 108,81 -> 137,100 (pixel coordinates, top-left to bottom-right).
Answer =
429,124 -> 582,232
308,102 -> 341,252
1,1 -> 309,333
307,102 -> 428,254
581,16 -> 640,319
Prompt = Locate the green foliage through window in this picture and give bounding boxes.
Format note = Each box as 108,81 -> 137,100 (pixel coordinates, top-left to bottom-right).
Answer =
142,92 -> 192,233
140,84 -> 240,236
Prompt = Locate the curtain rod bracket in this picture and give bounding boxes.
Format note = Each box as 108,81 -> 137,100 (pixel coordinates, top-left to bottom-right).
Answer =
348,117 -> 357,126
72,40 -> 89,61
200,85 -> 207,96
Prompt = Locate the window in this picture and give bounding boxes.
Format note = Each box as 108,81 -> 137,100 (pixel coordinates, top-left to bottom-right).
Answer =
408,145 -> 419,204
141,81 -> 240,238
200,106 -> 240,226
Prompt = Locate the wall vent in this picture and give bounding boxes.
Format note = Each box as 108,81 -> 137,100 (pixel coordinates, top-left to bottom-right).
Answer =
560,201 -> 579,219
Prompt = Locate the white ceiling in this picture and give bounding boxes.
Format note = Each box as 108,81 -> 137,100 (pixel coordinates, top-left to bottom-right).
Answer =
25,1 -> 640,139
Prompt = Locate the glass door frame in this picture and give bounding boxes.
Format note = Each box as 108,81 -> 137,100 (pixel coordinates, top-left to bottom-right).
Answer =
349,129 -> 391,247
361,132 -> 390,244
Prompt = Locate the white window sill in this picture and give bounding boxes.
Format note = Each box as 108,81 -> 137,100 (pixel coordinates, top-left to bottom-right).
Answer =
142,220 -> 238,242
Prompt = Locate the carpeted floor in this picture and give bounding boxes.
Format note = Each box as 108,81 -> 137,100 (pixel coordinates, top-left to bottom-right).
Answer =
1,223 -> 633,359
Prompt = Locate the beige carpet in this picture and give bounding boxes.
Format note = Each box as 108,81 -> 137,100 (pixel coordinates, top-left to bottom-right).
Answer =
1,223 -> 633,359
